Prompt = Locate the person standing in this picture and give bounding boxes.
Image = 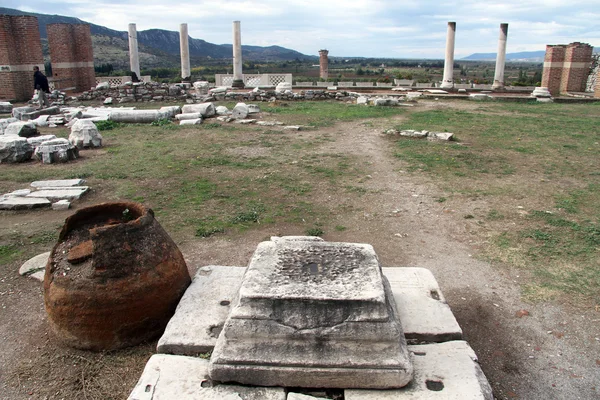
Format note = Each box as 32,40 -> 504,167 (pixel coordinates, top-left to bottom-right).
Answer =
33,66 -> 50,108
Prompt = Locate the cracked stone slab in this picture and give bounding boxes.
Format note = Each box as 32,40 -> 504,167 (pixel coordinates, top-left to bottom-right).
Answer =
128,354 -> 285,400
0,196 -> 51,210
383,267 -> 462,343
345,341 -> 493,400
19,251 -> 50,281
157,265 -> 246,355
26,187 -> 88,201
30,179 -> 85,188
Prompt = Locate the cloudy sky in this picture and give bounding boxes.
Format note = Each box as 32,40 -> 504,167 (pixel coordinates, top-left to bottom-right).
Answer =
7,0 -> 600,58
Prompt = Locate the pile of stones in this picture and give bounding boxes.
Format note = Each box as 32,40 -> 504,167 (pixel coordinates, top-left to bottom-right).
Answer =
79,81 -> 196,104
384,129 -> 454,141
0,179 -> 89,210
128,236 -> 493,399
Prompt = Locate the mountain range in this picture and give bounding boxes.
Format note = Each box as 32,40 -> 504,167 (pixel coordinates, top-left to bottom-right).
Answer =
462,48 -> 599,62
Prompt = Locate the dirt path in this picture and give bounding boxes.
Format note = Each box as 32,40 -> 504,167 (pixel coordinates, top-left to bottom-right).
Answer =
1,112 -> 599,399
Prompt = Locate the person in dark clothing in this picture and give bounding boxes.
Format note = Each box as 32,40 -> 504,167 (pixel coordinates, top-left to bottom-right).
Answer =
33,66 -> 50,108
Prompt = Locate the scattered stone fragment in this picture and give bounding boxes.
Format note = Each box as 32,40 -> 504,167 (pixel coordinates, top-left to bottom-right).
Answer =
64,110 -> 82,122
0,196 -> 50,210
5,189 -> 31,197
179,119 -> 203,126
217,116 -> 234,123
425,89 -> 449,94
27,186 -> 88,201
428,132 -> 454,141
0,117 -> 19,134
0,136 -> 33,163
247,104 -> 260,114
21,106 -> 61,121
215,106 -> 229,115
176,113 -> 202,121
95,81 -> 110,90
52,199 -> 71,211
181,102 -> 215,117
109,110 -> 166,123
48,116 -> 66,125
531,87 -> 552,98
345,341 -> 493,400
275,82 -> 292,93
34,138 -> 79,164
469,93 -> 492,100
234,119 -> 256,124
209,86 -> 228,94
4,121 -> 39,137
27,135 -> 57,149
458,88 -> 468,94
406,92 -> 422,99
399,129 -> 428,138
103,97 -> 113,105
12,106 -> 35,120
69,120 -> 103,148
356,96 -> 369,105
373,98 -> 399,106
31,179 -> 85,188
128,355 -> 286,400
257,121 -> 283,126
0,102 -> 13,114
232,103 -> 249,119
19,251 -> 50,281
283,125 -> 302,131
160,106 -> 182,118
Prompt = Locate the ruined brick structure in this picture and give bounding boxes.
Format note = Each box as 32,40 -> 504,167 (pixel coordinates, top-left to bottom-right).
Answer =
541,42 -> 593,96
47,23 -> 96,92
319,49 -> 329,80
0,15 -> 44,102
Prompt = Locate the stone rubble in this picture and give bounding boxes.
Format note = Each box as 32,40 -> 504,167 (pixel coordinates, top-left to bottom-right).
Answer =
19,251 -> 50,281
179,118 -> 203,126
385,129 -> 454,141
34,138 -> 79,164
4,121 -> 38,137
0,102 -> 13,114
231,102 -> 249,119
0,136 -> 33,163
69,120 -> 103,148
0,117 -> 19,134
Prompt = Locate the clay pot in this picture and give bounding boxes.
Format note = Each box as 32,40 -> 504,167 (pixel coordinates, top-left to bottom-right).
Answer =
44,202 -> 191,351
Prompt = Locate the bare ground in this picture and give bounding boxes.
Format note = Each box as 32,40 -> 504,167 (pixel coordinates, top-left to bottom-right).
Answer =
1,103 -> 599,399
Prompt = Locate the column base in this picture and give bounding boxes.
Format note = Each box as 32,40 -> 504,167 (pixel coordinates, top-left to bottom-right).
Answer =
439,82 -> 454,89
231,79 -> 245,88
491,82 -> 505,91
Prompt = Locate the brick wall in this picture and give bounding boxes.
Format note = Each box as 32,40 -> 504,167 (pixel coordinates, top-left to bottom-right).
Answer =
47,23 -> 96,93
0,15 -> 44,102
319,50 -> 329,80
560,42 -> 593,93
596,72 -> 600,98
541,45 -> 565,96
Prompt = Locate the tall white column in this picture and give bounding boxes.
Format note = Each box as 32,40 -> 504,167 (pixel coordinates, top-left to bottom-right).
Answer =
440,22 -> 456,89
179,23 -> 191,80
128,23 -> 141,80
232,20 -> 244,88
492,23 -> 509,90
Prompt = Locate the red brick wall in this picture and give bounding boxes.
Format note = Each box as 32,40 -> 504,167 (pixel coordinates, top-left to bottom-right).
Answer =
541,45 -> 565,96
0,15 -> 43,101
560,42 -> 593,93
319,50 -> 329,80
47,23 -> 96,92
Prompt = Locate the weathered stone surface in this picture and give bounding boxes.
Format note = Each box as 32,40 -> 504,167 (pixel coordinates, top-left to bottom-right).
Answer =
181,102 -> 216,117
69,120 -> 103,148
531,87 -> 552,98
383,268 -> 462,343
22,106 -> 61,121
160,106 -> 182,118
0,102 -> 13,114
357,96 -> 369,105
257,121 -> 283,126
158,266 -> 246,355
283,125 -> 302,131
0,117 -> 19,134
5,189 -> 31,197
129,355 -> 286,400
12,106 -> 35,120
5,121 -> 39,137
427,132 -> 453,141
109,110 -> 166,123
247,104 -> 260,114
27,135 -> 57,149
179,119 -> 203,126
215,106 -> 229,115
103,97 -> 113,105
52,199 -> 71,211
537,97 -> 554,103
234,119 -> 256,124
217,116 -> 234,123
19,252 -> 50,281
232,103 -> 249,119
275,82 -> 292,93
34,138 -> 79,164
209,86 -> 228,94
374,98 -> 399,106
469,93 -> 492,100
287,394 -> 323,400
0,136 -> 33,163
31,179 -> 85,188
96,81 -> 110,90
0,196 -> 50,210
209,237 -> 413,389
30,115 -> 50,127
345,341 -> 493,400
176,113 -> 202,121
27,187 -> 88,201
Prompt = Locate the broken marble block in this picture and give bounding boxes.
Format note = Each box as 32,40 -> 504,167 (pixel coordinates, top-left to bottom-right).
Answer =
0,102 -> 13,114
4,121 -> 38,137
231,103 -> 249,119
345,341 -> 493,400
128,355 -> 286,400
181,102 -> 215,117
0,117 -> 19,134
34,138 -> 79,164
27,135 -> 57,150
12,106 -> 35,120
0,136 -> 33,163
31,179 -> 85,188
26,186 -> 88,201
275,82 -> 292,93
247,104 -> 260,114
175,113 -> 202,121
215,106 -> 229,115
179,118 -> 203,126
208,236 -> 413,389
0,196 -> 50,210
19,251 -> 50,281
69,119 -> 102,148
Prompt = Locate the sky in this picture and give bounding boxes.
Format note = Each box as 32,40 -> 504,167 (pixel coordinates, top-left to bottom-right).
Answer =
6,0 -> 600,59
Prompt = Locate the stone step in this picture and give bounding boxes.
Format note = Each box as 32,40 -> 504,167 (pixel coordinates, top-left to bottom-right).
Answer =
157,266 -> 461,356
30,179 -> 85,188
128,354 -> 286,400
26,186 -> 89,201
0,196 -> 51,210
345,341 -> 493,399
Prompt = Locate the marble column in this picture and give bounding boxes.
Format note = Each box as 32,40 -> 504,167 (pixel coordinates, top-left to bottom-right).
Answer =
319,49 -> 329,80
440,22 -> 456,89
128,23 -> 141,81
492,23 -> 509,90
232,21 -> 244,88
179,23 -> 191,81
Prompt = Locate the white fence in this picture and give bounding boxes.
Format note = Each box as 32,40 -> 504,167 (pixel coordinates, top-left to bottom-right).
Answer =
214,74 -> 292,87
95,76 -> 152,86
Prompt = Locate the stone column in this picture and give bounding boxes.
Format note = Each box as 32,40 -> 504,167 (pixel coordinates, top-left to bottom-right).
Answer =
319,49 -> 329,80
492,23 -> 509,90
440,22 -> 456,89
232,21 -> 244,88
128,23 -> 141,81
179,23 -> 191,81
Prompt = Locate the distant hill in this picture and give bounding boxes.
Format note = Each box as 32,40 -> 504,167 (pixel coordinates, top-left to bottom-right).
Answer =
463,48 -> 599,62
0,7 -> 314,66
